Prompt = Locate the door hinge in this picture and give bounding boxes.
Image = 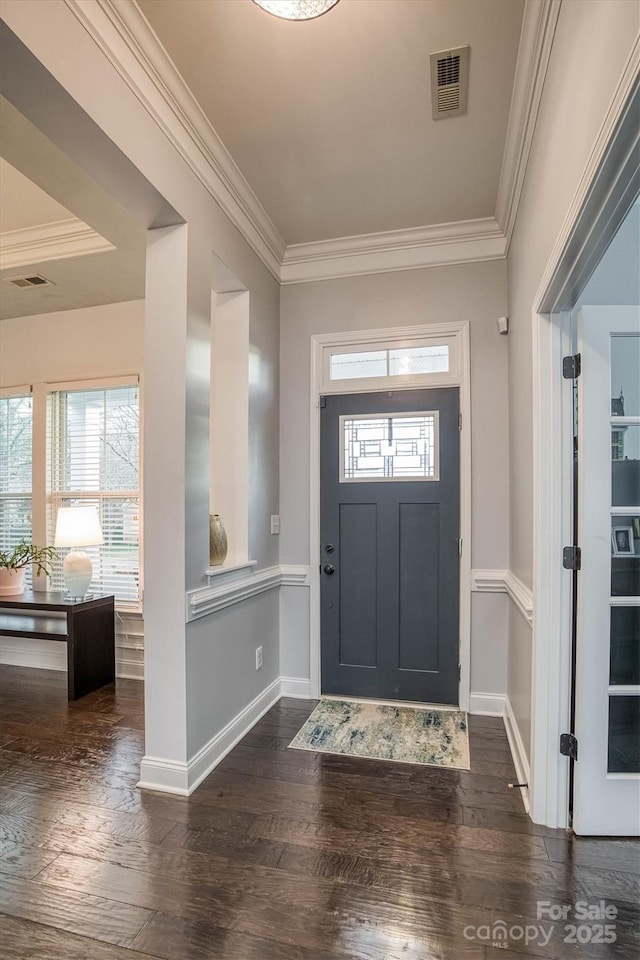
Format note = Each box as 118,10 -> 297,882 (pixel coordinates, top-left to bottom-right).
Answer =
562,353 -> 582,379
562,545 -> 581,570
458,412 -> 462,431
319,396 -> 327,408
458,663 -> 461,681
457,537 -> 463,557
560,733 -> 578,761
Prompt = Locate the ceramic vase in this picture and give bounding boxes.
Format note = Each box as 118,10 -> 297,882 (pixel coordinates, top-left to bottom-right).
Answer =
0,567 -> 26,596
209,514 -> 228,566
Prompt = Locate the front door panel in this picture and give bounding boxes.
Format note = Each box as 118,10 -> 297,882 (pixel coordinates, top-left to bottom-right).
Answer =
320,388 -> 460,704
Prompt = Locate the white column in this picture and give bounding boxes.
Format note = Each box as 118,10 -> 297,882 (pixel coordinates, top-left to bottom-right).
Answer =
139,224 -> 190,791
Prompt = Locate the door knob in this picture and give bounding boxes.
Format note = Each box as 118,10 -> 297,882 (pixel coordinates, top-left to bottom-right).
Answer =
323,564 -> 336,575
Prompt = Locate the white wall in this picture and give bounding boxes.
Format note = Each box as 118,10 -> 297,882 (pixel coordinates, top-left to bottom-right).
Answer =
210,291 -> 250,563
506,0 -> 640,761
1,0 -> 281,791
0,299 -> 144,385
0,300 -> 145,678
279,259 -> 510,699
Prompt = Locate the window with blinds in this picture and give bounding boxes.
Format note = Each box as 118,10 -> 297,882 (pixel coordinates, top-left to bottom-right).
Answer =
0,393 -> 33,574
47,382 -> 140,605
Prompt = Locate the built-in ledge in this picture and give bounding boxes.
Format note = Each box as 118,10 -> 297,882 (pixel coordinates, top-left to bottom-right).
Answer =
204,560 -> 256,585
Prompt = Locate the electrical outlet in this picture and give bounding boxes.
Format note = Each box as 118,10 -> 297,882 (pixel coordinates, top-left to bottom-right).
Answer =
255,646 -> 263,670
270,514 -> 280,535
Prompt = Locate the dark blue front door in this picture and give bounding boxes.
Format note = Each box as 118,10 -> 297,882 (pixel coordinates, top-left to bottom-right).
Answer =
320,388 -> 460,704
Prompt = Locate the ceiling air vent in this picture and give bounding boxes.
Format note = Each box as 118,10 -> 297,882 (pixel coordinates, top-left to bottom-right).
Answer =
430,46 -> 470,120
4,273 -> 55,289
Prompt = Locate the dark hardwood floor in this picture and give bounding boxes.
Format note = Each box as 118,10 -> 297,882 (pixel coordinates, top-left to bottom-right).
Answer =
0,665 -> 638,959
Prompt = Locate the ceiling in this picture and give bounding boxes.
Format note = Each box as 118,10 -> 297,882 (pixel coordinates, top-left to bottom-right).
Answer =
0,158 -> 73,232
1,0 -> 527,318
0,98 -> 146,321
137,0 -> 525,245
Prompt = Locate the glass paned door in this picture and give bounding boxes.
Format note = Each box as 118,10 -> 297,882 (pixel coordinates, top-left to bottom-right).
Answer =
574,308 -> 640,835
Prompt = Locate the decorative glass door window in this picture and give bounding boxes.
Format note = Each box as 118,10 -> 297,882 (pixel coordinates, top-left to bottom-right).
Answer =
340,412 -> 439,482
608,333 -> 640,773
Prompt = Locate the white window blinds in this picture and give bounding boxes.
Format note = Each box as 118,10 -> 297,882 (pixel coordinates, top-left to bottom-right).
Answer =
47,382 -> 140,605
0,392 -> 33,571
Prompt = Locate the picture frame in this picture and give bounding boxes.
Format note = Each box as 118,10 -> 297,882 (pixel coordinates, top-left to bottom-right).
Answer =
612,525 -> 635,556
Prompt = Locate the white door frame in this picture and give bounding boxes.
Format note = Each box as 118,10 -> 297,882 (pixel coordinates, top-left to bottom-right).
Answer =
309,320 -> 472,709
530,59 -> 639,828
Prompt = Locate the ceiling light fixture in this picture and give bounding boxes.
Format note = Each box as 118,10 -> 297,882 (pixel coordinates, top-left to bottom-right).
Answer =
252,0 -> 340,21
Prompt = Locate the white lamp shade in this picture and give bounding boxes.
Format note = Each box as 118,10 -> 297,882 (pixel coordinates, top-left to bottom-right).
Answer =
54,507 -> 104,548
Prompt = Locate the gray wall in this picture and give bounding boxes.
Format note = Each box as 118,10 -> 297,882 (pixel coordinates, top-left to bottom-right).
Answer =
506,0 -> 639,759
280,259 -> 510,696
508,605 -> 532,760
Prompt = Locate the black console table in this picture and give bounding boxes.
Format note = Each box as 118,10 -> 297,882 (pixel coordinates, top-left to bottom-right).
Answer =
0,591 -> 115,700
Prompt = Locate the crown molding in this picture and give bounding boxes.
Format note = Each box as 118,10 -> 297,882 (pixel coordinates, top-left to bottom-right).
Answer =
281,218 -> 507,284
65,0 -> 286,281
495,0 -> 562,250
0,217 -> 114,271
62,0 -> 557,285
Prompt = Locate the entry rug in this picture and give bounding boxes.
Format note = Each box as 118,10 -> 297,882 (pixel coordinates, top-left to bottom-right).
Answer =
289,699 -> 470,770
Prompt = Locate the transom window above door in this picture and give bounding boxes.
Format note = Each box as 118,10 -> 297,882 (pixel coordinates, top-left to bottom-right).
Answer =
330,344 -> 449,381
322,333 -> 459,392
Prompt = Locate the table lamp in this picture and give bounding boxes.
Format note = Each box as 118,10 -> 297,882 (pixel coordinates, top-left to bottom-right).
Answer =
54,506 -> 104,599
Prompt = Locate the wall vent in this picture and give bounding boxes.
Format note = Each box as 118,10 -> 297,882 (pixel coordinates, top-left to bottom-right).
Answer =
430,46 -> 470,120
3,273 -> 55,289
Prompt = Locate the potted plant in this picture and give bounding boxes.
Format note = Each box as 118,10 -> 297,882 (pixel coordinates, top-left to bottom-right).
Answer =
0,541 -> 58,596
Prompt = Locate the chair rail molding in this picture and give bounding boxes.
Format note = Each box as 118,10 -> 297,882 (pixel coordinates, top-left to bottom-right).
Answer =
472,568 -> 534,626
187,564 -> 310,621
280,565 -> 311,587
187,565 -> 282,621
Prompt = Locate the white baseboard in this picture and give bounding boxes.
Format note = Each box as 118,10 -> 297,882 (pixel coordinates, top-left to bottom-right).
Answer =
280,676 -> 312,699
137,755 -> 190,796
470,691 -> 530,813
469,692 -> 507,716
504,697 -> 531,814
137,676 -> 282,796
0,640 -> 67,672
0,638 -> 144,681
116,659 -> 144,681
